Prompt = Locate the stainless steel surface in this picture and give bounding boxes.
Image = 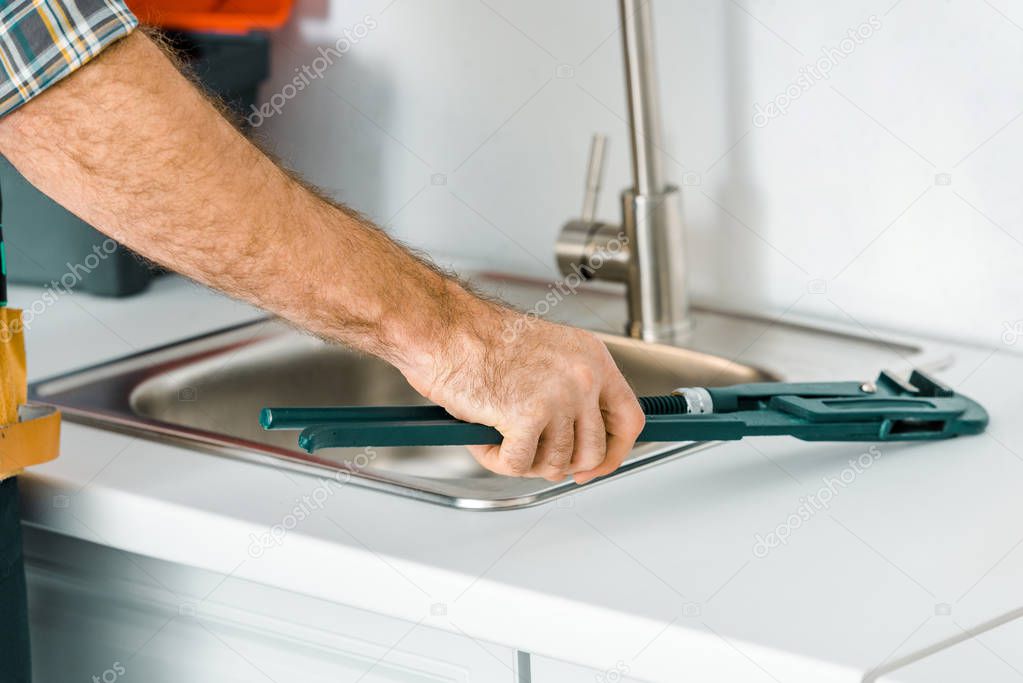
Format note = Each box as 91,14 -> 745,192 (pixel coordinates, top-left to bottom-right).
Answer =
25,271 -> 941,511
581,133 -> 607,223
28,273 -> 944,510
555,135 -> 623,282
481,274 -> 937,384
622,187 -> 690,341
128,330 -> 760,460
555,220 -> 630,282
28,298 -> 772,510
555,0 -> 690,342
620,0 -> 665,197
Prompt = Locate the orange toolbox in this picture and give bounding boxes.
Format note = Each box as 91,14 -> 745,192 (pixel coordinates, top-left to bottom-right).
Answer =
126,0 -> 294,34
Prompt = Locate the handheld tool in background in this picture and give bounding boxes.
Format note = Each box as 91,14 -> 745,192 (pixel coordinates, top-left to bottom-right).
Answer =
0,180 -> 61,480
260,369 -> 988,453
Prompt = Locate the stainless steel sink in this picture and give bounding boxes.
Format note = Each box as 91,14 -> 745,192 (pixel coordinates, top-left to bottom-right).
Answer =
28,274 -> 941,509
132,326 -> 769,473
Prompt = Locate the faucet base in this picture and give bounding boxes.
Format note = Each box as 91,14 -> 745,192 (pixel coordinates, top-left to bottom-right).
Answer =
622,186 -> 691,343
626,318 -> 693,345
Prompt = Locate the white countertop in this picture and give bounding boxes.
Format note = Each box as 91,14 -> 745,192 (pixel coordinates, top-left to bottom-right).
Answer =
879,613 -> 1023,682
13,275 -> 1023,682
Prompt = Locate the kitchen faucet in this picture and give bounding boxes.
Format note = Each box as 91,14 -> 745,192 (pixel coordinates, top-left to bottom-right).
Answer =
555,0 -> 690,343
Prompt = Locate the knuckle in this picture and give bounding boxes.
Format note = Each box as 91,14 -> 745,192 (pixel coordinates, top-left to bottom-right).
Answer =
507,413 -> 547,441
571,364 -> 598,393
516,402 -> 547,424
528,392 -> 556,415
633,412 -> 647,433
578,330 -> 604,350
626,403 -> 646,434
540,395 -> 565,417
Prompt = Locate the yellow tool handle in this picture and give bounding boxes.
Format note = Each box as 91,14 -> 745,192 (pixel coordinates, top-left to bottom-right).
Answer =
0,307 -> 62,480
0,404 -> 61,479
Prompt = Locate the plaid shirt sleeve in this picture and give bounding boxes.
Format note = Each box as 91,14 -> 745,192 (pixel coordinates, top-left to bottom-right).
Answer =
0,0 -> 137,118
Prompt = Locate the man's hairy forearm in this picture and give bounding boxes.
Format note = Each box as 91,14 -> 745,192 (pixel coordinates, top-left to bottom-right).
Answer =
0,30 -> 647,483
0,33 -> 483,380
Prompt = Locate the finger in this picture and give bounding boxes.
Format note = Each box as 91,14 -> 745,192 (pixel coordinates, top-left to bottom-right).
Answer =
466,425 -> 541,477
570,401 -> 607,473
533,414 -> 575,481
466,444 -> 499,470
575,374 -> 644,484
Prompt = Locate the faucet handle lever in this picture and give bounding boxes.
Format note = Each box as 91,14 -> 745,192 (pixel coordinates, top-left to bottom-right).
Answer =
581,133 -> 608,223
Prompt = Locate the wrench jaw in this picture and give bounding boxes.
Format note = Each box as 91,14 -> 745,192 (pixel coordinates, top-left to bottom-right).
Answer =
906,369 -> 955,397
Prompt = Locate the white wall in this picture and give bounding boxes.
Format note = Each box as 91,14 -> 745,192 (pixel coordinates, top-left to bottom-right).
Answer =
257,0 -> 1023,348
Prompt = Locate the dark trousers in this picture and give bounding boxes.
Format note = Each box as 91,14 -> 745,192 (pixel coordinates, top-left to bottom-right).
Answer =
0,477 -> 30,683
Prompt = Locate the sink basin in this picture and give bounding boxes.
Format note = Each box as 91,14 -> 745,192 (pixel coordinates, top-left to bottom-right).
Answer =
29,274 -> 940,509
133,326 -> 769,476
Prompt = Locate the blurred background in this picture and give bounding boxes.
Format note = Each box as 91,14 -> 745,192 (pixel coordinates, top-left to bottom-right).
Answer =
256,0 -> 1023,348
5,0 -> 1021,347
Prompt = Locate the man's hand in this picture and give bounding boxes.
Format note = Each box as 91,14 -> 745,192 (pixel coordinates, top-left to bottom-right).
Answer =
400,300 -> 645,484
0,32 -> 646,481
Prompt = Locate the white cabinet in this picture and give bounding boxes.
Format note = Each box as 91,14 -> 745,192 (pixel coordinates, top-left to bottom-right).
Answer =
22,527 -> 668,682
23,528 -> 518,683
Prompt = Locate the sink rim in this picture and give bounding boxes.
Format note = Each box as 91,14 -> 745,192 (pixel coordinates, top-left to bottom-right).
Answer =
28,285 -> 940,511
29,317 -> 755,510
